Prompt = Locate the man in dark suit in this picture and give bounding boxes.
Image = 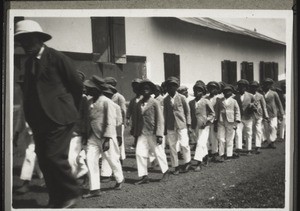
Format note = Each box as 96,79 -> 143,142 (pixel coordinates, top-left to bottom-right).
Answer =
14,20 -> 82,208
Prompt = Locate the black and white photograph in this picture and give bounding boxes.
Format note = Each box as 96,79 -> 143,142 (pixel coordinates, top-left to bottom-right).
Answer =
5,9 -> 293,210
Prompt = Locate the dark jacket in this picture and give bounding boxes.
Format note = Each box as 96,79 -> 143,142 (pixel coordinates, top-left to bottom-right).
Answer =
23,46 -> 83,126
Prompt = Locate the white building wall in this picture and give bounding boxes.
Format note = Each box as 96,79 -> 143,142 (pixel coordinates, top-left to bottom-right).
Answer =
26,17 -> 93,53
125,18 -> 286,90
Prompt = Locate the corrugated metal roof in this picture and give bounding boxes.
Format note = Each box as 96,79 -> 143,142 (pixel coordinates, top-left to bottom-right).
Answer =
178,17 -> 285,46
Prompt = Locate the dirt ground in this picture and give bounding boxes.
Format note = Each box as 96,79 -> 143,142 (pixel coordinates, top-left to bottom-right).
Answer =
12,128 -> 286,209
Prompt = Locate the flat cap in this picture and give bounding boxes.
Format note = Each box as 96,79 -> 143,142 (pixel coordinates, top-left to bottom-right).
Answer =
165,76 -> 180,86
177,85 -> 188,92
223,85 -> 234,91
207,81 -> 220,89
139,79 -> 156,92
237,79 -> 249,85
104,77 -> 117,86
249,81 -> 259,87
263,78 -> 274,84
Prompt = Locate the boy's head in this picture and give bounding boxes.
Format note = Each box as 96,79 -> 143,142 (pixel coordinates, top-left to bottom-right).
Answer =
223,85 -> 233,98
165,76 -> 180,96
218,81 -> 226,94
139,79 -> 155,98
237,79 -> 249,95
131,78 -> 142,95
207,81 -> 219,96
177,86 -> 188,98
249,81 -> 259,94
193,83 -> 205,100
262,78 -> 274,92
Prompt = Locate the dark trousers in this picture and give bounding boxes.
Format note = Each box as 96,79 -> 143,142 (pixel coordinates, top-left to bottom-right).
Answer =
33,123 -> 80,205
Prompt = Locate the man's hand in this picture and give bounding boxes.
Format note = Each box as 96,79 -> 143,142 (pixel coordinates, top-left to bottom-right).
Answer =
156,136 -> 163,145
13,132 -> 19,147
117,136 -> 122,147
233,121 -> 239,130
102,138 -> 111,152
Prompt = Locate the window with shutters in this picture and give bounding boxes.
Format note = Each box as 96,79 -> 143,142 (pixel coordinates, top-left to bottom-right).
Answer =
164,53 -> 180,82
91,17 -> 126,64
241,61 -> 254,82
221,60 -> 237,85
259,62 -> 278,82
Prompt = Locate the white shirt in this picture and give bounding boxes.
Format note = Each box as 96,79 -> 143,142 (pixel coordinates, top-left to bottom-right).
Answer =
170,92 -> 179,105
240,94 -> 245,102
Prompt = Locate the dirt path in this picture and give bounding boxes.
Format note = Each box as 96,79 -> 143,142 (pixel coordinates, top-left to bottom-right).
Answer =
12,134 -> 286,209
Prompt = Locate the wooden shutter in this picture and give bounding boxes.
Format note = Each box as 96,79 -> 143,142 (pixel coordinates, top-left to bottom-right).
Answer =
241,62 -> 253,82
259,61 -> 266,83
164,53 -> 180,82
222,60 -> 237,85
272,62 -> 278,81
91,17 -> 110,62
110,17 -> 126,64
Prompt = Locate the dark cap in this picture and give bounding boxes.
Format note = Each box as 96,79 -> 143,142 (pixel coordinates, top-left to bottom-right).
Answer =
249,81 -> 259,87
107,84 -> 117,94
223,85 -> 233,91
207,81 -> 220,89
165,76 -> 180,86
139,79 -> 156,92
102,84 -> 115,95
263,78 -> 274,84
84,75 -> 105,91
237,79 -> 249,86
219,81 -> 226,90
104,77 -> 117,86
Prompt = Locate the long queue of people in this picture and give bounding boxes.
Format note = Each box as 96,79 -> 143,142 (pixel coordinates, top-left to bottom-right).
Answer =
14,73 -> 286,201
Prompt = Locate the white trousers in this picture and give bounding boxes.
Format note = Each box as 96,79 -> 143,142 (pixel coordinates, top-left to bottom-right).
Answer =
86,134 -> 124,190
194,126 -> 210,162
148,136 -> 166,164
217,120 -> 235,157
208,124 -> 218,154
135,134 -> 169,177
101,125 -> 126,177
20,136 -> 43,181
235,118 -> 253,150
253,117 -> 263,148
120,125 -> 126,160
68,136 -> 88,178
166,129 -> 191,167
278,115 -> 286,139
263,117 -> 278,143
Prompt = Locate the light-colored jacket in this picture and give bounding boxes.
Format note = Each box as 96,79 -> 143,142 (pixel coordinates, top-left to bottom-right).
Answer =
164,92 -> 191,132
136,97 -> 164,137
264,90 -> 284,118
215,97 -> 241,123
253,92 -> 269,119
112,92 -> 126,124
89,95 -> 122,139
189,98 -> 215,130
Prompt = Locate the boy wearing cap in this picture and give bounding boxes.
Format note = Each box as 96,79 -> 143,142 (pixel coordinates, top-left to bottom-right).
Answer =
100,84 -> 124,183
249,81 -> 269,154
262,78 -> 284,149
164,76 -> 192,174
215,85 -> 241,161
189,82 -> 215,171
104,77 -> 127,162
83,76 -> 124,198
15,20 -> 82,208
206,81 -> 220,161
233,79 -> 256,155
134,79 -> 170,184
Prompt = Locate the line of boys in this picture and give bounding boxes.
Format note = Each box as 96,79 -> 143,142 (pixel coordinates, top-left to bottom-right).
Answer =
60,74 -> 286,198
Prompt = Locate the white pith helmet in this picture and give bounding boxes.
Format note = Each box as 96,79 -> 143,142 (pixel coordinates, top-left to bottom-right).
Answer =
14,20 -> 52,42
